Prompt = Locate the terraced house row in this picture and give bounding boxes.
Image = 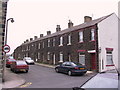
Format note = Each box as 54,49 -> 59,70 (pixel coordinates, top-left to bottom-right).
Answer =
14,13 -> 119,72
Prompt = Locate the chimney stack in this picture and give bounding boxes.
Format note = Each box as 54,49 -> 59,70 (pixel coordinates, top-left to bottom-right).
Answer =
56,25 -> 61,32
68,20 -> 73,28
30,38 -> 33,41
34,36 -> 38,40
40,34 -> 44,38
26,39 -> 29,42
84,16 -> 92,22
47,31 -> 51,35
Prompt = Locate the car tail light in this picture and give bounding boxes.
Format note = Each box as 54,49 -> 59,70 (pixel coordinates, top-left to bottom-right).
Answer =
74,67 -> 79,69
16,65 -> 28,68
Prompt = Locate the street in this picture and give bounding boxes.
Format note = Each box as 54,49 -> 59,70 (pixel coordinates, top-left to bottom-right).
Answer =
15,64 -> 96,88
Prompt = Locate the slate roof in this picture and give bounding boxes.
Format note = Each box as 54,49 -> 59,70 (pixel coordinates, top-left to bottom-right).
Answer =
22,13 -> 114,45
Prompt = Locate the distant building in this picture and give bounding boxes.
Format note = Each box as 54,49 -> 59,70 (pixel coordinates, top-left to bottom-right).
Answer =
0,0 -> 9,81
14,13 -> 119,72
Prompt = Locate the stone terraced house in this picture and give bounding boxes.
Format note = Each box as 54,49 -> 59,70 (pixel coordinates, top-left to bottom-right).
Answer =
14,13 -> 119,72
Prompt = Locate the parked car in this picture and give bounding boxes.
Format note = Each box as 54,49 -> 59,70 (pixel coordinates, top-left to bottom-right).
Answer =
23,57 -> 35,65
10,60 -> 29,73
6,58 -> 16,68
55,62 -> 87,76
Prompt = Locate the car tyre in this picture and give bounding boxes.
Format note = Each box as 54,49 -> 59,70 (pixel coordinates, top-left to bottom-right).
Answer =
68,70 -> 72,76
55,68 -> 59,73
25,70 -> 28,73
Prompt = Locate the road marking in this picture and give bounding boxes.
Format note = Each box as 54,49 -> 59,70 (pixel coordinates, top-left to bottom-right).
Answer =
20,82 -> 32,88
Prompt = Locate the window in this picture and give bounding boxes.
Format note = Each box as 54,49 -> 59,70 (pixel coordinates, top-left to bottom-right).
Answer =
47,52 -> 50,60
59,52 -> 63,62
38,52 -> 40,59
79,53 -> 85,65
43,41 -> 44,48
106,54 -> 113,66
59,36 -> 63,46
38,43 -> 41,49
67,34 -> 71,45
53,38 -> 55,46
91,29 -> 95,41
68,53 -> 71,62
79,31 -> 83,42
48,39 -> 50,47
106,48 -> 114,66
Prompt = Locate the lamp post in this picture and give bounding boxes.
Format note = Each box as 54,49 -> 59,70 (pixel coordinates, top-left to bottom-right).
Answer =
2,18 -> 14,82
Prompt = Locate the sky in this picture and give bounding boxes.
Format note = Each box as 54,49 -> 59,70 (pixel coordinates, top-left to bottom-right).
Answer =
6,0 -> 119,54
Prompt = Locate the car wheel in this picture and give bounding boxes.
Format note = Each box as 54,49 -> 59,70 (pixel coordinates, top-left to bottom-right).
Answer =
25,70 -> 28,73
55,68 -> 59,73
68,70 -> 72,76
13,69 -> 16,73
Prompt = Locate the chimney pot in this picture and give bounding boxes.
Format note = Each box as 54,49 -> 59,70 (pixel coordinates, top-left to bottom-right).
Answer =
68,20 -> 73,28
84,16 -> 92,22
40,34 -> 44,38
56,25 -> 61,32
30,38 -> 33,41
26,39 -> 29,42
47,31 -> 51,35
34,36 -> 38,40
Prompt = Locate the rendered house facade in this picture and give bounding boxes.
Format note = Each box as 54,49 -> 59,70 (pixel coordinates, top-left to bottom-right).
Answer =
14,13 -> 119,72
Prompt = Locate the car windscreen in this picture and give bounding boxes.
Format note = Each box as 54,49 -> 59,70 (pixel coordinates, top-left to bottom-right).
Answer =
17,61 -> 27,65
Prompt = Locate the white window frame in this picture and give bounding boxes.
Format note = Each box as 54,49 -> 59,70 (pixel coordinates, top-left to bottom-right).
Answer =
38,52 -> 40,59
67,34 -> 71,45
38,43 -> 41,49
53,38 -> 55,46
106,54 -> 113,66
79,53 -> 85,65
59,52 -> 63,62
68,54 -> 71,62
79,31 -> 83,42
47,52 -> 50,60
91,29 -> 95,41
48,39 -> 50,47
59,36 -> 63,46
43,41 -> 44,48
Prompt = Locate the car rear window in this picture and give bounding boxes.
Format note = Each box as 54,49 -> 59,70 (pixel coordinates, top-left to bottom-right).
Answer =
9,59 -> 16,61
17,61 -> 27,65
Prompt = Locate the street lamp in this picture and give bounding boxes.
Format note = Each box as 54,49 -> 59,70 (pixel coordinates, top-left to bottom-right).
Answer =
2,18 -> 14,82
4,18 -> 14,44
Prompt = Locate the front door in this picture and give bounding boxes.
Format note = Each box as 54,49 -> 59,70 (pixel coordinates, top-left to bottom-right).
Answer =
91,54 -> 96,70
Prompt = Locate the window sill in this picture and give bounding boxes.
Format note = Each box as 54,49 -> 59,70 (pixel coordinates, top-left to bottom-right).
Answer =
59,44 -> 63,47
67,43 -> 71,46
79,42 -> 84,44
59,61 -> 63,62
89,40 -> 95,42
106,65 -> 114,67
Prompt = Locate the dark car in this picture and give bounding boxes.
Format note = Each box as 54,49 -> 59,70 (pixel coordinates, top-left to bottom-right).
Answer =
6,59 -> 16,68
10,60 -> 29,73
55,62 -> 87,76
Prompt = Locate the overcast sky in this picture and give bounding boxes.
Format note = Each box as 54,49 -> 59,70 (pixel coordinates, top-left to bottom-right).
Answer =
6,0 -> 119,54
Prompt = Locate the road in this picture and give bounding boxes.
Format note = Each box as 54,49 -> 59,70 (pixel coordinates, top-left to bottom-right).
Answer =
17,64 -> 96,88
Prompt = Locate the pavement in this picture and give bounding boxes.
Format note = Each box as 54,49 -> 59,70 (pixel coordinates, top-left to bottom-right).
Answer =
1,68 -> 25,89
1,63 -> 119,89
81,69 -> 119,89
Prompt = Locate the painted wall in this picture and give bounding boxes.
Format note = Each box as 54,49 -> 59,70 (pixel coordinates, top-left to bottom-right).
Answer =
98,13 -> 118,72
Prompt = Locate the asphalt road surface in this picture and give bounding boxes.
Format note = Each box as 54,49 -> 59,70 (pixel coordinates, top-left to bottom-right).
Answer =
17,64 -> 96,88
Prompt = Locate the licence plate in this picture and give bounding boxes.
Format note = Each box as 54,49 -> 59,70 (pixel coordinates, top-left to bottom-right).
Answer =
80,68 -> 84,70
20,69 -> 25,71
